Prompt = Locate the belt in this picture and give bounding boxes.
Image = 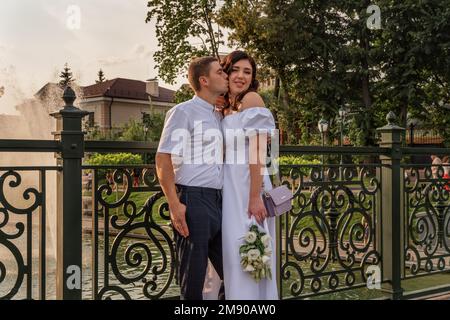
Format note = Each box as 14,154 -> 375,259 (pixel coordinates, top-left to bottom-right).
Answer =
176,184 -> 222,196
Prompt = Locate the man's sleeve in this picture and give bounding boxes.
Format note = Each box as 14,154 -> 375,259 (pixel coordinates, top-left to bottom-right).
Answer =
157,107 -> 190,156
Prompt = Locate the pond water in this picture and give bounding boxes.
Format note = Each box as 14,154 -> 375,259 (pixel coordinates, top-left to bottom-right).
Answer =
0,224 -> 179,300
1,224 -> 449,300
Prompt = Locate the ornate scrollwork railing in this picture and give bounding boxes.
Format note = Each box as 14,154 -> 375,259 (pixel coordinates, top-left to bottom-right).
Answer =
89,166 -> 177,300
403,165 -> 450,278
280,164 -> 382,298
0,168 -> 54,300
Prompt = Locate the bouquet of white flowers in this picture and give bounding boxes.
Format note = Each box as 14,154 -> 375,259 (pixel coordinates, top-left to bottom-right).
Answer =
239,222 -> 272,282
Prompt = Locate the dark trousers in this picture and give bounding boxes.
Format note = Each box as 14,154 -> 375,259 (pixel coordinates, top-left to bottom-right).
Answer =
174,184 -> 224,300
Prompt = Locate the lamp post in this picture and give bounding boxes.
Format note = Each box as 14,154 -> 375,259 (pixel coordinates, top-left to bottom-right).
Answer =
318,118 -> 329,181
338,106 -> 347,178
142,111 -> 150,141
142,112 -> 150,163
143,122 -> 149,142
317,118 -> 329,232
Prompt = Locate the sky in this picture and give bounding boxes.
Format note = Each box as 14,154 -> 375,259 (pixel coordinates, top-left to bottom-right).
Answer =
0,0 -> 228,115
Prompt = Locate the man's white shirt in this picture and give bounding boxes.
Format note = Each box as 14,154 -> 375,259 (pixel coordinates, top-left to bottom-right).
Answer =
157,95 -> 224,189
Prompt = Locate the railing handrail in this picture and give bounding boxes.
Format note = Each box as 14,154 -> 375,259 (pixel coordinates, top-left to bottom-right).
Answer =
81,164 -> 155,169
0,166 -> 61,170
1,138 -> 449,158
85,140 -> 158,153
401,147 -> 450,155
279,145 -> 390,155
0,139 -> 60,152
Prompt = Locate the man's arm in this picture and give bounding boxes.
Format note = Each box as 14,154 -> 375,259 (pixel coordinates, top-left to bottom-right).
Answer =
155,152 -> 189,237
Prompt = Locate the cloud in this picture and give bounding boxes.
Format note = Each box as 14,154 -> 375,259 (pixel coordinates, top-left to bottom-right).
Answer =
97,44 -> 155,67
132,44 -> 155,59
97,56 -> 132,66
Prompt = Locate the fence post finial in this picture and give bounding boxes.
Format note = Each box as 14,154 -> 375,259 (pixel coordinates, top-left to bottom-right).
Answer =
62,86 -> 76,109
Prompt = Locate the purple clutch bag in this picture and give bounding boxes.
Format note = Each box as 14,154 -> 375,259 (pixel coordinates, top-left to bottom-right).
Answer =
262,184 -> 293,217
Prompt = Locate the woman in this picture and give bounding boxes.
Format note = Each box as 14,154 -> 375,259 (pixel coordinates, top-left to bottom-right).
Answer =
218,51 -> 278,299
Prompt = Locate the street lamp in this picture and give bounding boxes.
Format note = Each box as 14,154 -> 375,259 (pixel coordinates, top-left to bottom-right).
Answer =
143,122 -> 149,141
338,106 -> 348,170
142,112 -> 150,141
318,118 -> 329,180
142,112 -> 150,164
318,118 -> 329,141
339,106 -> 347,146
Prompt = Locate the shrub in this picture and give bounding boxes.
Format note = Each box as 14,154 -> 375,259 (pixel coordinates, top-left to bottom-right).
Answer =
85,153 -> 143,166
276,155 -> 321,177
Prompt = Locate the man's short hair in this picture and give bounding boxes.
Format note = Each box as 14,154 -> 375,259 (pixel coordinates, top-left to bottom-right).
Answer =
188,56 -> 218,92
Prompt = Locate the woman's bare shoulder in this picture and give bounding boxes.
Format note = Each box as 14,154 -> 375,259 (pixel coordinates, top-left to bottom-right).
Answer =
240,92 -> 265,110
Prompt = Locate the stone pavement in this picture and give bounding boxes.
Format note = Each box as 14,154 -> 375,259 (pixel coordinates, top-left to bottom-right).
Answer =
427,293 -> 450,300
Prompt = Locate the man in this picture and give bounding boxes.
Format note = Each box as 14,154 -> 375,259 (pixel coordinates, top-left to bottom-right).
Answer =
155,56 -> 228,300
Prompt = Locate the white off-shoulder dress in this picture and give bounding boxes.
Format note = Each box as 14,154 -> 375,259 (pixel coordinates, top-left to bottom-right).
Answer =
220,107 -> 278,300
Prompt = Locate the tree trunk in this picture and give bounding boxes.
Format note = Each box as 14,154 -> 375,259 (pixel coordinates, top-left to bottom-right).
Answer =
274,76 -> 281,100
400,104 -> 408,128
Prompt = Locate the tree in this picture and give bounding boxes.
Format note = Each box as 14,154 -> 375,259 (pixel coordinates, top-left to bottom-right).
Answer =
120,120 -> 147,141
218,0 -> 450,146
218,0 -> 352,144
174,84 -> 195,104
84,124 -> 122,141
120,113 -> 165,142
374,0 -> 450,128
142,112 -> 165,142
59,63 -> 75,88
145,0 -> 224,84
96,69 -> 106,83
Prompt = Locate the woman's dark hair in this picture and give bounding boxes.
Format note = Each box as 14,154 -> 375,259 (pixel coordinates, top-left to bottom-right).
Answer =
220,51 -> 259,110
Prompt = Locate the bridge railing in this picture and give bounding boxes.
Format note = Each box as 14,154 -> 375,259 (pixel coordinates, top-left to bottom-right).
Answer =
1,89 -> 450,300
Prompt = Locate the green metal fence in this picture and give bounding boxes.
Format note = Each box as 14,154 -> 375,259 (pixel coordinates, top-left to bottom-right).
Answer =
1,88 -> 450,300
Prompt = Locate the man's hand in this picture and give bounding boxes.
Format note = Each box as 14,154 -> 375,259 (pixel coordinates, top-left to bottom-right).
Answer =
156,152 -> 190,238
170,201 -> 189,237
248,196 -> 267,225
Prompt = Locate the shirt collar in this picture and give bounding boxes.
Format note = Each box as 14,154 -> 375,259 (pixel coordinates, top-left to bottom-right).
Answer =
193,95 -> 215,112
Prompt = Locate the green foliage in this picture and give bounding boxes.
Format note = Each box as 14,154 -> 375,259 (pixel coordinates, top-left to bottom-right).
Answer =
120,119 -> 147,141
174,84 -> 195,104
145,1 -> 450,146
277,155 -> 321,176
85,112 -> 164,143
142,112 -> 165,142
145,0 -> 224,84
84,124 -> 122,141
85,153 -> 143,166
278,155 -> 321,166
217,0 -> 450,146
